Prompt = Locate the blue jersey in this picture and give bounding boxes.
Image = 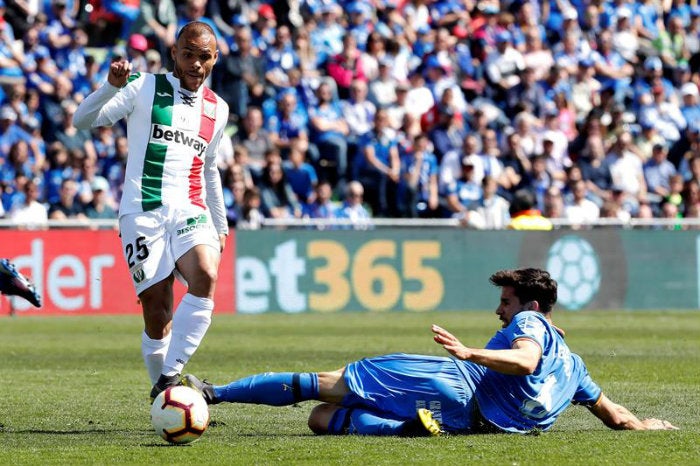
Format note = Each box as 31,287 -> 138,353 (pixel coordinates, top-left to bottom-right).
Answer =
476,311 -> 602,433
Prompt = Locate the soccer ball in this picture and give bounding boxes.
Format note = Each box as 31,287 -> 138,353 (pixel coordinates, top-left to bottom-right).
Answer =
151,386 -> 210,444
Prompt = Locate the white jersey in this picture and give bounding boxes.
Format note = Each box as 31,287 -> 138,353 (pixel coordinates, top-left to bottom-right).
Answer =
73,72 -> 230,235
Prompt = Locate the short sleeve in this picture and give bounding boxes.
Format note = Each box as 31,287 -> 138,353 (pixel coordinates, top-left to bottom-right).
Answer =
506,312 -> 547,350
571,354 -> 603,406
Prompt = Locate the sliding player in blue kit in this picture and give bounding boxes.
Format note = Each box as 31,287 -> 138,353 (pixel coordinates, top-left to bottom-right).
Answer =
184,268 -> 677,436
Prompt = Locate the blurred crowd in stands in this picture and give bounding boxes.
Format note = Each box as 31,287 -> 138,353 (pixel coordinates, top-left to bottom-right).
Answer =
1,0 -> 700,229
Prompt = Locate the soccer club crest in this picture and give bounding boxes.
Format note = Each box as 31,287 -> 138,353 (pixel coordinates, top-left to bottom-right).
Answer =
132,265 -> 145,284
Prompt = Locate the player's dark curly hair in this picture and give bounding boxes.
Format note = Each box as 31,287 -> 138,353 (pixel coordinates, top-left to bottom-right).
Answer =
489,268 -> 558,313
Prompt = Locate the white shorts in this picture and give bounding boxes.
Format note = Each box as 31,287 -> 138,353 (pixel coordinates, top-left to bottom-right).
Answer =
119,206 -> 221,295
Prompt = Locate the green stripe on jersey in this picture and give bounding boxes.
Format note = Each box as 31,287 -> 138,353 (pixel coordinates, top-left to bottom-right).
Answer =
141,74 -> 174,211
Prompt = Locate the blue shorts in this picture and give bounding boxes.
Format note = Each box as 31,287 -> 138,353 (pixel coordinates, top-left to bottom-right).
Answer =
342,353 -> 480,432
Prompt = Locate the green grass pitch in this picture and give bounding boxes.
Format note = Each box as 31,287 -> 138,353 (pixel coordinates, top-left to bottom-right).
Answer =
0,310 -> 698,465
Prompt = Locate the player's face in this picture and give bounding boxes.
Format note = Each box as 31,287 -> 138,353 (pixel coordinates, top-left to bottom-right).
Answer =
172,32 -> 218,92
495,286 -> 524,328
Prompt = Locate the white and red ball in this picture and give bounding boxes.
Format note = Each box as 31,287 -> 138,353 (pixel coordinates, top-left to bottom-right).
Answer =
151,385 -> 210,444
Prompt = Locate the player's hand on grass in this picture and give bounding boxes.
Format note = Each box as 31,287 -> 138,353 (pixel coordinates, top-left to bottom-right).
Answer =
641,418 -> 678,430
108,59 -> 133,88
432,324 -> 473,360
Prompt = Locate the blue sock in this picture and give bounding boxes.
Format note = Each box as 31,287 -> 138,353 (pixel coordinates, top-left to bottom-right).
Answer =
327,408 -> 406,435
213,372 -> 319,406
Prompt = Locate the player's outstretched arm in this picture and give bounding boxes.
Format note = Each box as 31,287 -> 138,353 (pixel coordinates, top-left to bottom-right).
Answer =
588,394 -> 678,430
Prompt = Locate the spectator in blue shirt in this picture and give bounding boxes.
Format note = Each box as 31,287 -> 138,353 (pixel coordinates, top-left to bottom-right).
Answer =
251,3 -> 277,54
506,66 -> 547,119
0,21 -> 22,80
591,29 -> 634,104
267,90 -> 309,159
644,143 -> 677,212
342,78 -> 376,147
283,145 -> 318,206
259,156 -> 302,219
355,108 -> 400,217
222,164 -> 247,227
311,3 -> 345,67
679,82 -> 700,127
43,142 -> 74,205
427,104 -> 466,162
0,106 -> 34,163
54,26 -> 87,80
3,83 -> 28,125
636,0 -> 663,41
399,133 -> 439,218
335,180 -> 372,227
444,155 -> 483,218
631,56 -> 674,112
429,0 -> 468,30
44,0 -> 74,55
218,27 -> 265,121
26,45 -> 62,97
91,125 -> 117,173
304,180 -> 336,220
264,25 -> 299,93
0,140 -> 35,185
48,177 -> 85,220
308,80 -> 349,188
102,0 -> 140,41
71,54 -> 100,100
347,1 -> 372,51
412,24 -> 435,60
177,0 -> 229,56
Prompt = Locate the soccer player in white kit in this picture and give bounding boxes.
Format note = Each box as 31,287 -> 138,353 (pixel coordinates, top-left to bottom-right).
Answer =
74,22 -> 230,400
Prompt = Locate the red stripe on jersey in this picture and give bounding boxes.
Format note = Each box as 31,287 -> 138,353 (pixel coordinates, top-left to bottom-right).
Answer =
198,87 -> 217,143
189,87 -> 218,208
188,155 -> 206,209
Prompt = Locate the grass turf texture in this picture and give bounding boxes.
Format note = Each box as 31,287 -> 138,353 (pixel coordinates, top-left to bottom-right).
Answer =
0,311 -> 697,465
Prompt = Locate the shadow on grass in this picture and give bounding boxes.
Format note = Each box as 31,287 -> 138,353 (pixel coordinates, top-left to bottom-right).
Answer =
0,428 -> 153,435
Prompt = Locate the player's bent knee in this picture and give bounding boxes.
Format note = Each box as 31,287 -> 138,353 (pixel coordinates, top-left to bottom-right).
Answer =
203,267 -> 218,286
317,368 -> 349,403
185,266 -> 218,297
308,403 -> 339,434
194,267 -> 218,287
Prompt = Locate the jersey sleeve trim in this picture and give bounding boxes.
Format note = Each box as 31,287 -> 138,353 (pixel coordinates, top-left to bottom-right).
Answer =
511,336 -> 540,348
573,390 -> 604,408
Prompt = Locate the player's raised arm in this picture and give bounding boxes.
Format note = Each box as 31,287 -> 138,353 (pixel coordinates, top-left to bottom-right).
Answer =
588,394 -> 678,430
73,59 -> 135,130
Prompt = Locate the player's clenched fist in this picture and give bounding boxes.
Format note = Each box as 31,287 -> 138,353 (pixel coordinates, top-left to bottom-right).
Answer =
108,59 -> 133,88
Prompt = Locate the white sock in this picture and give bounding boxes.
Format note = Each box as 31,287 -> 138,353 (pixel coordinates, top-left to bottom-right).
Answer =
141,331 -> 171,385
162,293 -> 213,376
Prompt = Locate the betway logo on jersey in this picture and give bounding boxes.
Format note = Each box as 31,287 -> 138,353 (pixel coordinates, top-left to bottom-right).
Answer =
150,124 -> 207,157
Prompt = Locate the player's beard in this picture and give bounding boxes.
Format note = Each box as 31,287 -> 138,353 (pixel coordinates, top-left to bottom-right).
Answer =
174,65 -> 205,92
